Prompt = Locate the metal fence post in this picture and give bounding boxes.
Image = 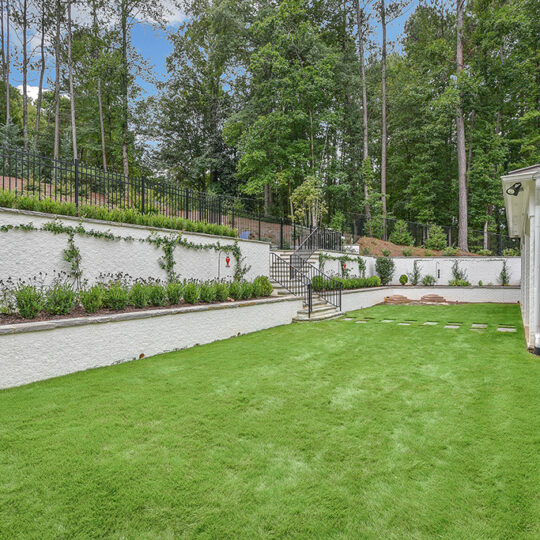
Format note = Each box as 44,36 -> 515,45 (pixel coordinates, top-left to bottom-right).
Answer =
232,206 -> 235,229
280,218 -> 284,249
141,177 -> 146,214
185,188 -> 190,220
218,197 -> 222,226
258,211 -> 261,240
74,159 -> 79,208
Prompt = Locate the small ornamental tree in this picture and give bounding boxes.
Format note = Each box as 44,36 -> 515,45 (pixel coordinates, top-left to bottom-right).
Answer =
389,219 -> 414,246
408,260 -> 422,285
375,256 -> 395,285
425,225 -> 447,251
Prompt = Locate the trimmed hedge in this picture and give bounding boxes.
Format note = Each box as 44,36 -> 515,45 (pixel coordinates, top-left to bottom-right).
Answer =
312,275 -> 381,291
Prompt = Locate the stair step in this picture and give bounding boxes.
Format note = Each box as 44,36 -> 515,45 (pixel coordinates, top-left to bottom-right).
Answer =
297,304 -> 337,315
293,310 -> 342,322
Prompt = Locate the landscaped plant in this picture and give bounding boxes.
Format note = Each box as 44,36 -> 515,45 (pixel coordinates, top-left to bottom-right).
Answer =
477,249 -> 492,256
148,284 -> 167,306
199,283 -> 217,303
214,282 -> 230,302
402,247 -> 413,257
361,247 -> 371,256
228,281 -> 242,300
312,275 -> 325,292
381,249 -> 391,257
375,256 -> 395,285
166,281 -> 183,304
328,276 -> 381,290
399,274 -> 408,286
389,219 -> 413,246
478,280 -> 483,287
103,283 -> 130,311
357,257 -> 366,278
408,260 -> 422,285
500,260 -> 510,286
422,274 -> 436,286
129,282 -> 150,309
183,282 -> 200,304
240,281 -> 254,300
44,282 -> 77,315
443,246 -> 459,256
15,285 -> 43,319
253,276 -> 273,297
425,225 -> 447,251
424,250 -> 433,257
449,260 -> 470,286
503,247 -> 520,256
80,286 -> 103,313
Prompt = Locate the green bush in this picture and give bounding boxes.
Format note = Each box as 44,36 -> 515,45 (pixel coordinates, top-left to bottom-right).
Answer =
312,275 -> 325,292
357,257 -> 367,277
389,220 -> 414,246
252,280 -> 263,297
228,281 -> 242,300
240,281 -> 253,300
183,282 -> 200,304
381,249 -> 391,257
44,283 -> 76,315
449,279 -> 471,287
422,274 -> 436,286
253,275 -> 273,296
199,283 -> 217,303
399,274 -> 408,285
402,247 -> 413,257
443,246 -> 459,256
15,285 -> 43,319
80,286 -> 103,313
500,260 -> 510,286
148,284 -> 167,306
129,283 -> 150,308
477,249 -> 492,256
408,260 -> 422,285
451,260 -> 468,283
375,256 -> 395,285
215,282 -> 230,302
503,247 -> 520,256
103,283 -> 129,310
166,281 -> 183,305
425,225 -> 447,251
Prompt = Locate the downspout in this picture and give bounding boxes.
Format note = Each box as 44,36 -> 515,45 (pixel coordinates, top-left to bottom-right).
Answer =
534,176 -> 540,355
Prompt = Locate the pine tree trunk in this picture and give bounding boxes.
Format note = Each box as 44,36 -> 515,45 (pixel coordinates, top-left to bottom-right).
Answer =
1,0 -> 6,120
67,0 -> 77,159
121,1 -> 129,177
380,0 -> 387,221
456,0 -> 468,251
354,0 -> 371,220
53,0 -> 61,161
22,0 -> 28,148
92,1 -> 107,170
34,5 -> 46,149
5,0 -> 10,124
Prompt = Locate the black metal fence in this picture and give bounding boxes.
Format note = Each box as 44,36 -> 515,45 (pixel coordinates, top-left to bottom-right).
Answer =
342,212 -> 520,255
0,146 -> 342,251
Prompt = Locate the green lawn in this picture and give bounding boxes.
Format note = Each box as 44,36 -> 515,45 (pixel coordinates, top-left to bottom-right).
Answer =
1,303 -> 539,538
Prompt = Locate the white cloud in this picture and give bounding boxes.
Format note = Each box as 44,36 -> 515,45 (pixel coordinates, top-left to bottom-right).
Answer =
16,85 -> 52,101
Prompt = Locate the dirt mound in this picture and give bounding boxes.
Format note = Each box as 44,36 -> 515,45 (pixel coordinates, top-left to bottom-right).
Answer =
354,236 -> 478,257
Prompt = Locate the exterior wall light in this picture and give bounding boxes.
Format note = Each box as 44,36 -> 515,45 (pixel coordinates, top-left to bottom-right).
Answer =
506,182 -> 523,196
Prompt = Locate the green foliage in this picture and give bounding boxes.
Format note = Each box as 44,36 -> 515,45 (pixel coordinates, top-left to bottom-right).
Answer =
44,283 -> 77,316
15,285 -> 43,319
443,247 -> 459,256
253,276 -> 273,297
503,248 -> 520,257
240,281 -> 254,300
361,248 -> 371,256
329,276 -> 381,290
399,274 -> 408,286
402,248 -> 413,257
408,261 -> 422,286
477,249 -> 492,256
215,282 -> 230,302
181,282 -> 199,304
425,225 -> 447,251
422,275 -> 436,286
129,283 -> 150,308
449,279 -> 471,287
499,261 -> 510,286
80,286 -> 103,313
148,284 -> 167,307
228,281 -> 242,300
381,249 -> 391,257
103,283 -> 130,311
357,257 -> 366,278
451,261 -> 468,283
375,257 -> 395,285
166,281 -> 183,305
389,220 -> 414,246
199,283 -> 217,303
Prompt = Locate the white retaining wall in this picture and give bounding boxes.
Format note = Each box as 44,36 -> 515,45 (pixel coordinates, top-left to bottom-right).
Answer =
0,296 -> 303,389
320,249 -> 521,286
0,208 -> 269,284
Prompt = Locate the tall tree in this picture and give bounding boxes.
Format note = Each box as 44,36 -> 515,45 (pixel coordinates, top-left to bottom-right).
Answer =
378,0 -> 388,221
456,0 -> 468,250
34,0 -> 49,149
53,0 -> 61,160
67,0 -> 77,158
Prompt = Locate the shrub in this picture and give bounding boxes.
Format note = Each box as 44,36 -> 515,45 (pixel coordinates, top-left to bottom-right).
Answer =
252,280 -> 263,298
382,249 -> 391,257
424,250 -> 433,257
425,225 -> 447,251
361,247 -> 371,256
503,247 -> 520,256
422,274 -> 436,286
103,283 -> 129,310
500,260 -> 510,286
389,219 -> 413,246
148,284 -> 167,306
44,283 -> 76,315
183,281 -> 200,304
80,286 -> 103,313
312,275 -> 325,292
443,246 -> 459,256
166,281 -> 183,304
15,285 -> 43,319
449,279 -> 471,286
408,260 -> 422,285
129,282 -> 150,308
451,260 -> 468,282
199,282 -> 217,303
402,247 -> 413,257
357,257 -> 367,278
228,280 -> 241,300
478,280 -> 483,287
477,249 -> 492,256
215,282 -> 229,302
253,276 -> 273,296
399,274 -> 408,285
375,256 -> 395,285
240,281 -> 253,299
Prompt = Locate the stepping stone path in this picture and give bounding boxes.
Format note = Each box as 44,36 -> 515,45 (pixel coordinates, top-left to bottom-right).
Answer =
381,319 -> 395,323
444,324 -> 460,329
497,327 -> 516,333
472,323 -> 487,329
423,321 -> 438,325
341,318 -> 353,321
355,320 -> 368,324
397,322 -> 411,326
421,294 -> 447,303
385,295 -> 410,304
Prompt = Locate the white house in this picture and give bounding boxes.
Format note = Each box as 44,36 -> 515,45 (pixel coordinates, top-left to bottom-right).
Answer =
502,163 -> 540,353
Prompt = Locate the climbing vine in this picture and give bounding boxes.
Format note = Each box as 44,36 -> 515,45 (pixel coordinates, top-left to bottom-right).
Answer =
318,253 -> 366,277
63,235 -> 83,288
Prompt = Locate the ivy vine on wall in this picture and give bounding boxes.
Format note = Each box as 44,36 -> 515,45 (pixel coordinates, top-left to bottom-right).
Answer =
318,253 -> 366,278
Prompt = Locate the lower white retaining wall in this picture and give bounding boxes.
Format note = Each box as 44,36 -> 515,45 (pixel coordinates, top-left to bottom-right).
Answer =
0,296 -> 303,389
0,207 -> 270,284
320,250 -> 521,286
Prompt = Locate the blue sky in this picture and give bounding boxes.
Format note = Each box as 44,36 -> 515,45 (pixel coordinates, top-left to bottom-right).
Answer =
19,1 -> 420,101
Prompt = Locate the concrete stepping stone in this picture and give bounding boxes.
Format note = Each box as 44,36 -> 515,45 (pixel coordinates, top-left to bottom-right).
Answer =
381,319 -> 395,323
341,318 -> 353,321
471,323 -> 487,329
397,322 -> 411,326
423,321 -> 438,325
497,327 -> 516,333
444,324 -> 460,329
355,320 -> 368,324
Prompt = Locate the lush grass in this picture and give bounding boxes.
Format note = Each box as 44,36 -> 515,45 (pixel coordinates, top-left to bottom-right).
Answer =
1,304 -> 539,538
